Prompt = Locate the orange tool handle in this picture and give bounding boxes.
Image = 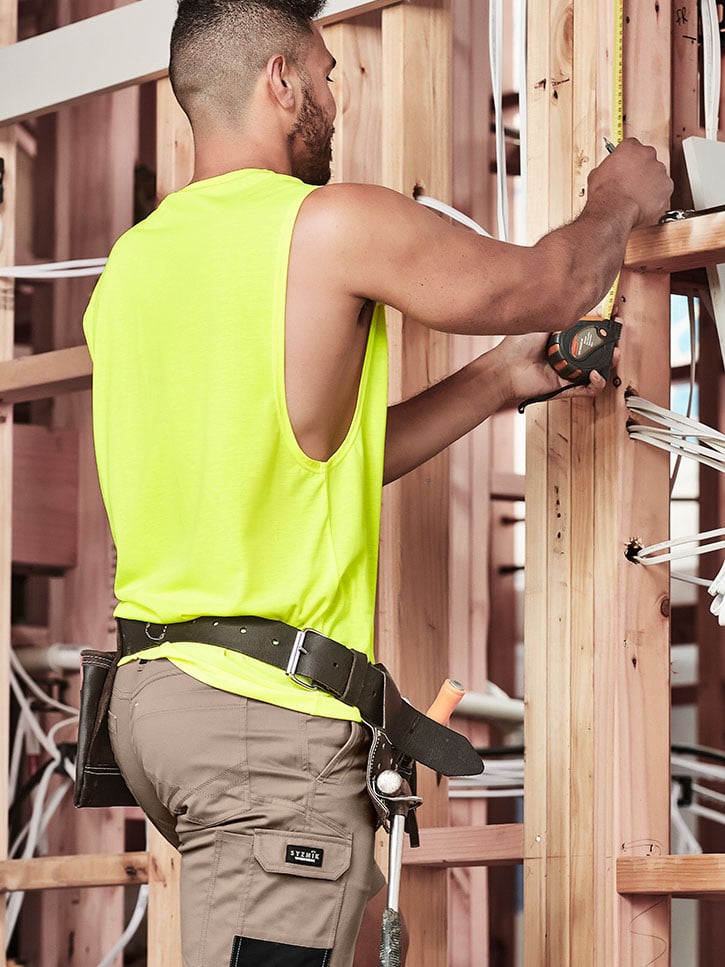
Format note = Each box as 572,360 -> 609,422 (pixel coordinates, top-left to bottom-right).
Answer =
426,678 -> 466,726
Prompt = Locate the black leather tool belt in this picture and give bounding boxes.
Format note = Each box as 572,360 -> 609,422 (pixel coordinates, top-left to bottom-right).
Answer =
116,615 -> 483,779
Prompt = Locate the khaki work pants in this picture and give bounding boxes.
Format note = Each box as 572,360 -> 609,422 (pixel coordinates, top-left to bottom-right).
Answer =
109,659 -> 384,967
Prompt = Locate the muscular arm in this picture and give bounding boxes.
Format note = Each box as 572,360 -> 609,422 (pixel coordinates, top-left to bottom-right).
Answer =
294,139 -> 671,339
285,138 -> 670,464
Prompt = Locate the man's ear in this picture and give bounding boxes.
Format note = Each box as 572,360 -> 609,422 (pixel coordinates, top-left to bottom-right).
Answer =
267,53 -> 296,110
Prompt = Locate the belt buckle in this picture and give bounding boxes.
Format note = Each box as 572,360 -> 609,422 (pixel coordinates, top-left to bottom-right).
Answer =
286,629 -> 318,690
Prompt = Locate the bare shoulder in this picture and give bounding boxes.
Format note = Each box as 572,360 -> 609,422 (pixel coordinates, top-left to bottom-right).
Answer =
291,180 -> 553,335
294,182 -> 418,240
292,181 -> 463,307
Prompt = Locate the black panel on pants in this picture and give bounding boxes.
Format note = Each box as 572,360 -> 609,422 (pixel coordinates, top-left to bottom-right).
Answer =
229,936 -> 332,967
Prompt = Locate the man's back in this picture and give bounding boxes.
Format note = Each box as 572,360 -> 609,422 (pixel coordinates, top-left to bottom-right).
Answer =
84,167 -> 389,719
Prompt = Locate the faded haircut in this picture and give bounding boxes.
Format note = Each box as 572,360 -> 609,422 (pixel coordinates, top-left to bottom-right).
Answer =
170,1 -> 327,124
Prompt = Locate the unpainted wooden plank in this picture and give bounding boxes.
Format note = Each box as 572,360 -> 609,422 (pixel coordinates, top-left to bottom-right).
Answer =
623,212 -> 725,274
323,12 -> 383,186
522,0 -> 553,961
403,823 -> 525,868
617,854 -> 725,897
146,827 -> 182,964
524,2 -> 673,966
0,853 -> 149,893
0,346 -> 91,404
378,4 -> 452,965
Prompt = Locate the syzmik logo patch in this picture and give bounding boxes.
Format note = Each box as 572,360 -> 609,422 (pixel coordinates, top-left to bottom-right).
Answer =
285,844 -> 324,868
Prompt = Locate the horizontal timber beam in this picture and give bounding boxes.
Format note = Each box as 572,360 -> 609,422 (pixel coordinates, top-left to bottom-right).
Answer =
403,823 -> 525,868
617,854 -> 725,898
0,852 -> 149,892
0,346 -> 91,403
624,212 -> 725,274
0,0 -> 400,124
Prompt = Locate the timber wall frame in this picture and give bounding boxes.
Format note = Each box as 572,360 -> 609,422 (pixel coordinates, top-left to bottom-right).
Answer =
0,1 -> 724,965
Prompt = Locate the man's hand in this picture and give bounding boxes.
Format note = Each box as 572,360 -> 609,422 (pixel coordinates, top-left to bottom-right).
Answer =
493,331 -> 613,409
587,138 -> 673,229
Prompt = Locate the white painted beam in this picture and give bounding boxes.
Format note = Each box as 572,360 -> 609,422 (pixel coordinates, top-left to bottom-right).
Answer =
0,0 -> 177,125
0,0 -> 399,125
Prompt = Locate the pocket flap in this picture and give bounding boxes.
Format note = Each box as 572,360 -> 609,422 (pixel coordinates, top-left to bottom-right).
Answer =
252,828 -> 351,881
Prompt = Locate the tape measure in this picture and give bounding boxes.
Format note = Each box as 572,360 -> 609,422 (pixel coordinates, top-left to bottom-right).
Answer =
546,317 -> 622,382
517,318 -> 623,413
602,0 -> 625,320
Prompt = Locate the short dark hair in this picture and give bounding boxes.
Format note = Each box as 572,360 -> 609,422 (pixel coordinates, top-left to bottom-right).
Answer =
170,1 -> 327,123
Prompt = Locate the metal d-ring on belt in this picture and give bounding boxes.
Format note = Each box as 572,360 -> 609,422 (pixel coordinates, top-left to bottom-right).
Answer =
115,615 -> 483,778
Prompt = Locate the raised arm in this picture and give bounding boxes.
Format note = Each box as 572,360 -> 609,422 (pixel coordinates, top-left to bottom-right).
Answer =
296,138 -> 672,337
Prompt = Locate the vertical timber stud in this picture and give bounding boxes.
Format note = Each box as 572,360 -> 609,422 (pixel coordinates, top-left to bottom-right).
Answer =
379,2 -> 452,965
323,12 -> 383,187
524,1 -> 672,966
0,0 -> 16,960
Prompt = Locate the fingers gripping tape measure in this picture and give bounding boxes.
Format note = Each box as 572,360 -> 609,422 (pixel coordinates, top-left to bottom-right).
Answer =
547,317 -> 622,381
518,317 -> 623,413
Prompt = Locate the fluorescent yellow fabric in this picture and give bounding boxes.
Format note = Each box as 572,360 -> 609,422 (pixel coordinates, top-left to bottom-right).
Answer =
84,168 -> 388,721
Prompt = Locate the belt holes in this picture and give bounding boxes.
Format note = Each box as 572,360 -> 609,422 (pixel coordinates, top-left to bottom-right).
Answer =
240,627 -> 247,634
212,620 -> 219,627
333,661 -> 339,668
272,638 -> 280,646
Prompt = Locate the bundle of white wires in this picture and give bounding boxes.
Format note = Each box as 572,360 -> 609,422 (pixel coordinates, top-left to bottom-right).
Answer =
7,650 -> 148,965
0,258 -> 106,279
626,393 -> 725,623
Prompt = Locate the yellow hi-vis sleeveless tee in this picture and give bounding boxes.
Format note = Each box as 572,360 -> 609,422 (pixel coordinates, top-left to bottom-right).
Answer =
83,169 -> 388,721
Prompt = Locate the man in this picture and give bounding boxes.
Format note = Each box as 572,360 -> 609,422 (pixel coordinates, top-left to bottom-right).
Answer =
82,2 -> 673,965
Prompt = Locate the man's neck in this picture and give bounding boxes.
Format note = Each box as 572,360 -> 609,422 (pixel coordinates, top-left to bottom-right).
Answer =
192,133 -> 293,184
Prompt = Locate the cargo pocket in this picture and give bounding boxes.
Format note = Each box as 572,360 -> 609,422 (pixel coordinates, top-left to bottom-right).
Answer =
203,826 -> 352,959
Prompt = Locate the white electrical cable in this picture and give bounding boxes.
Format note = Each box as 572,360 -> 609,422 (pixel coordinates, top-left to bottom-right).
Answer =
10,648 -> 79,716
692,782 -> 725,807
670,571 -> 712,588
670,782 -> 703,855
626,396 -> 725,475
414,194 -> 493,237
489,0 -> 509,241
633,527 -> 725,566
95,886 -> 149,967
626,397 -> 725,450
702,0 -> 721,140
707,557 -> 725,625
670,754 -> 725,783
9,674 -> 65,762
47,716 -> 81,781
669,295 -> 698,494
688,802 -> 725,827
8,713 -> 28,806
0,257 -> 106,279
6,763 -> 71,945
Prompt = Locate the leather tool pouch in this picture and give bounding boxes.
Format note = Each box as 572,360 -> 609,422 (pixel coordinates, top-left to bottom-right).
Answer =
73,650 -> 137,808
